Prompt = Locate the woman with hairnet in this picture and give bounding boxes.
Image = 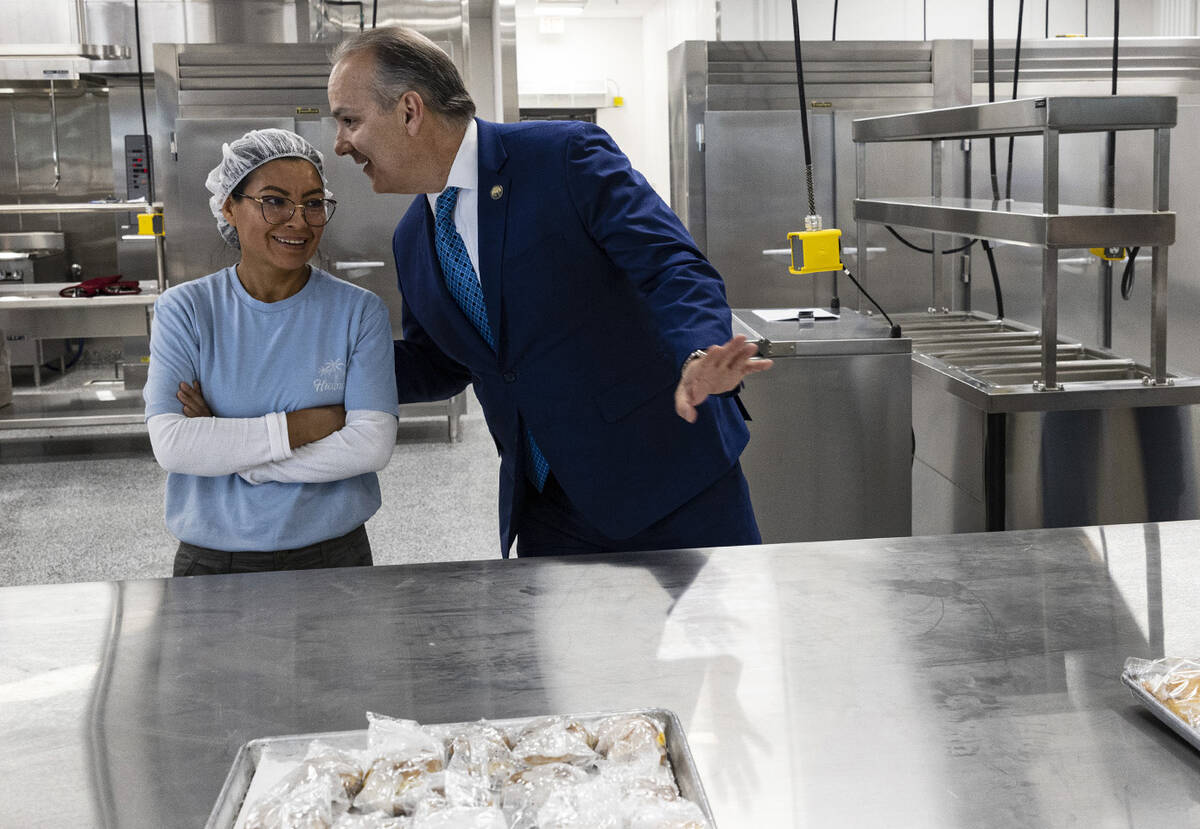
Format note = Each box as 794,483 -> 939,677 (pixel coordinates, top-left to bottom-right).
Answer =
143,128 -> 399,575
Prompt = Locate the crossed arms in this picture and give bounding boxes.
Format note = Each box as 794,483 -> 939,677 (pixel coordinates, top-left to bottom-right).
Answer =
147,381 -> 396,484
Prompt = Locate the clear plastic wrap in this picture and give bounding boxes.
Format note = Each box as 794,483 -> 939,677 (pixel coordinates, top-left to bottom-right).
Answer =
242,741 -> 365,829
332,813 -> 413,828
444,722 -> 519,807
412,805 -> 508,828
354,713 -> 447,817
508,717 -> 598,767
1125,656 -> 1200,728
594,715 -> 667,767
597,759 -> 680,803
623,798 -> 711,829
535,776 -> 623,829
500,763 -> 591,828
227,710 -> 713,829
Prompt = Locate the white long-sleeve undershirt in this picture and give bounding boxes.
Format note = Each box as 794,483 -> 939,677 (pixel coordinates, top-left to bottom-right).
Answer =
147,409 -> 397,483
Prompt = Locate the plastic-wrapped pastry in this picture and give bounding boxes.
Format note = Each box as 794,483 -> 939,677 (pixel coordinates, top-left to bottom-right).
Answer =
332,812 -> 413,828
444,723 -> 518,806
354,713 -> 447,816
236,711 -> 713,829
411,805 -> 508,828
536,776 -> 623,829
508,716 -> 597,767
594,715 -> 667,766
624,797 -> 712,829
1136,657 -> 1200,727
243,768 -> 342,829
597,759 -> 679,803
355,754 -> 444,817
305,742 -> 367,801
500,762 -> 590,829
244,742 -> 364,829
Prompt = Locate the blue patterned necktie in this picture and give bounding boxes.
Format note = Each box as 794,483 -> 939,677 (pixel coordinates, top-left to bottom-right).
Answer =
435,186 -> 550,491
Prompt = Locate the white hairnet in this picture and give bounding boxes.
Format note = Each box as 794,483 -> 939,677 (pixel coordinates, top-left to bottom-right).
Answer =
205,128 -> 329,249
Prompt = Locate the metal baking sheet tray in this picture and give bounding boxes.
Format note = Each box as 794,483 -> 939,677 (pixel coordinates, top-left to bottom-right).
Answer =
206,707 -> 716,829
1122,671 -> 1200,753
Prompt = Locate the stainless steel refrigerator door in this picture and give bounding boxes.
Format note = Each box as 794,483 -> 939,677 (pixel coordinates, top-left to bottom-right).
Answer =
703,110 -> 832,310
167,117 -> 294,282
168,117 -> 413,334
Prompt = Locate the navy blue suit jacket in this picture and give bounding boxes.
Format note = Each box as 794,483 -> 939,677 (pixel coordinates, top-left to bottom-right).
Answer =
392,119 -> 749,555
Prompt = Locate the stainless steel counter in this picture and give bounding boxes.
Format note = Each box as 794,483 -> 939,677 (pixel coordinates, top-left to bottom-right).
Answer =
3,523 -> 1200,827
0,281 -> 158,339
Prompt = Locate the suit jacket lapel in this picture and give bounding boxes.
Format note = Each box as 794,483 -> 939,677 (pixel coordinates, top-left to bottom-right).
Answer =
476,120 -> 510,354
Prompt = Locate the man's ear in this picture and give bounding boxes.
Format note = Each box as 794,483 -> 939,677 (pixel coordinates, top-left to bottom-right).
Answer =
399,90 -> 425,135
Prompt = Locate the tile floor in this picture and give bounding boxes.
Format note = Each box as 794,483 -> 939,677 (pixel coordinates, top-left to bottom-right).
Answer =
0,376 -> 500,586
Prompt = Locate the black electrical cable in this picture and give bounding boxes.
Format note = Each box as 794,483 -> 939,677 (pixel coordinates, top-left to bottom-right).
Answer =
789,0 -> 811,169
133,0 -> 154,203
789,0 -> 822,219
1112,3 -> 1120,94
1112,3 -> 1132,301
1045,0 -> 1050,38
1121,247 -> 1140,299
1004,0 -> 1025,201
832,0 -> 838,40
1106,0 -> 1119,204
841,268 -> 901,337
372,0 -> 378,27
790,0 -> 816,216
981,240 -> 1006,319
987,1 -> 1000,202
885,225 -> 976,256
983,0 -> 1006,319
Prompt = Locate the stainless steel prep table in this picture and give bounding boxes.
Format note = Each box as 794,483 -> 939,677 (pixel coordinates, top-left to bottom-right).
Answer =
4,524 -> 1200,827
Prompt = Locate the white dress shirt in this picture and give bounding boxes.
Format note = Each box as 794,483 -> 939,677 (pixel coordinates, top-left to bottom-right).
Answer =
427,119 -> 481,284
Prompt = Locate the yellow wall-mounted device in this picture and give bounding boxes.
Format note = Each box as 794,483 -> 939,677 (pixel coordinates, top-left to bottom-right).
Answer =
137,211 -> 164,236
788,228 -> 844,275
1089,246 -> 1126,261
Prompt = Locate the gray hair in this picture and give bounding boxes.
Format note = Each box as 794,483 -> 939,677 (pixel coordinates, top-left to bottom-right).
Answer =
331,26 -> 475,125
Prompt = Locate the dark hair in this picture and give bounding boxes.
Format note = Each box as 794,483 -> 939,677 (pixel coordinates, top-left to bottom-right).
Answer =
331,27 -> 475,124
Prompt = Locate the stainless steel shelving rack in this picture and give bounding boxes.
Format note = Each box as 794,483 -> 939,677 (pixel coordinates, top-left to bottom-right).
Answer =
0,200 -> 166,293
0,201 -> 165,428
852,96 -> 1177,391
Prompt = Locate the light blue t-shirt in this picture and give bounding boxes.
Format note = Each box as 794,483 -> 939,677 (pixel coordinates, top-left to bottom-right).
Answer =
144,266 -> 398,551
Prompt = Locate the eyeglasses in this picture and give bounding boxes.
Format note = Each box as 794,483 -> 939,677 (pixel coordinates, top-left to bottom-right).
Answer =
232,192 -> 338,226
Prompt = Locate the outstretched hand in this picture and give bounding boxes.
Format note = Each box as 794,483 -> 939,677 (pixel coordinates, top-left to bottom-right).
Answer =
177,380 -> 213,418
674,334 -> 773,423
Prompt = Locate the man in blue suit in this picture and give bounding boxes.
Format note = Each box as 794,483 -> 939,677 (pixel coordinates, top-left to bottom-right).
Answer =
328,27 -> 772,557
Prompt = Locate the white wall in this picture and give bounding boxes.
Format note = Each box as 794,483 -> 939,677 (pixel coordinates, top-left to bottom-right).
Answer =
717,0 -> 1156,41
514,0 -> 1183,199
514,0 -> 715,199
516,11 -> 655,188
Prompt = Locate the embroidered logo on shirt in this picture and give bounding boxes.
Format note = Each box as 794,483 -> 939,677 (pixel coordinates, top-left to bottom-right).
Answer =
313,358 -> 346,393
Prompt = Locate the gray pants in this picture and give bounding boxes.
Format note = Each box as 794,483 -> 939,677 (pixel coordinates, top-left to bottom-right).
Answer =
173,524 -> 372,576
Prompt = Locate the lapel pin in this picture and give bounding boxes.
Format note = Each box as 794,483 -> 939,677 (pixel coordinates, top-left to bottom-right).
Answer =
490,185 -> 504,200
